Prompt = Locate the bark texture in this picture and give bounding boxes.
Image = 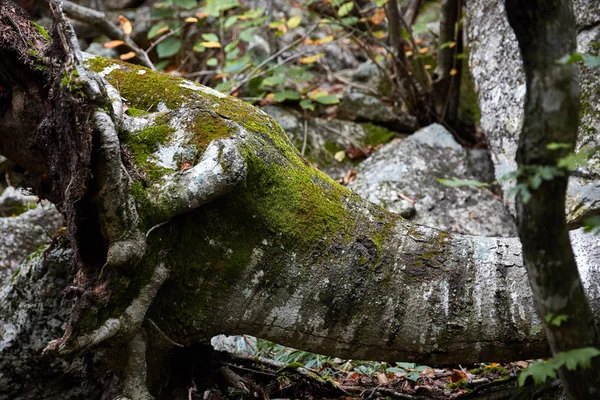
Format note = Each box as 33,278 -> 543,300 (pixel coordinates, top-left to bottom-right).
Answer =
505,0 -> 600,397
1,6 -> 600,398
466,0 -> 600,224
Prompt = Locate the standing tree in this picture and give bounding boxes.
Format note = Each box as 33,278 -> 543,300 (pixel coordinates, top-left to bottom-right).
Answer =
505,0 -> 600,397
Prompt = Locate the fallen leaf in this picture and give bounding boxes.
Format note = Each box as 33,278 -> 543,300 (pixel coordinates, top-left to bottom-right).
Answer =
118,15 -> 132,35
334,150 -> 346,163
185,17 -> 198,23
422,368 -> 436,379
103,40 -> 125,48
515,361 -> 530,369
201,41 -> 221,48
450,369 -> 466,383
120,51 -> 136,60
419,47 -> 429,54
377,372 -> 390,385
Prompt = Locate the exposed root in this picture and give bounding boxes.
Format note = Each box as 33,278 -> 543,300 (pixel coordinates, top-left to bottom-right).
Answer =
46,262 -> 169,355
121,333 -> 155,400
94,110 -> 146,270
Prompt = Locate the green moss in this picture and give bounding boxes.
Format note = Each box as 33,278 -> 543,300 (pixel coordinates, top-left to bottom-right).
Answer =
237,140 -> 351,245
447,378 -> 468,391
125,107 -> 149,117
123,123 -> 174,181
360,122 -> 397,146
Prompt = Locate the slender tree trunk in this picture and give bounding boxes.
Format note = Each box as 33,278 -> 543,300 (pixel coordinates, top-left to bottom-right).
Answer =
433,0 -> 462,130
505,0 -> 600,397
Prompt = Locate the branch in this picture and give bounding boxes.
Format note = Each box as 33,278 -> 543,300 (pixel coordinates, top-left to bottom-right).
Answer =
59,0 -> 154,70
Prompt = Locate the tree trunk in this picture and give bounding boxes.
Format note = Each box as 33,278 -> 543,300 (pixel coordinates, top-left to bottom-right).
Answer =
505,0 -> 600,397
1,3 -> 600,398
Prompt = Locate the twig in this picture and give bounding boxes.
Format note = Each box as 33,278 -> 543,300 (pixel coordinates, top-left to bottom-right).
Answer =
221,362 -> 276,377
228,23 -> 320,94
59,0 -> 154,69
147,318 -> 184,347
301,117 -> 308,156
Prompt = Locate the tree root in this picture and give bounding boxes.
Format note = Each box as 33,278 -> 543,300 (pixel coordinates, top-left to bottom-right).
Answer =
45,262 -> 169,355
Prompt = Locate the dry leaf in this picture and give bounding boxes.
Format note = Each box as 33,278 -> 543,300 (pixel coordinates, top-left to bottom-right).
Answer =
405,50 -> 414,57
450,369 -> 466,383
422,368 -> 436,379
201,41 -> 222,48
185,17 -> 198,23
515,361 -> 529,369
118,15 -> 132,35
299,53 -> 324,64
370,8 -> 386,25
103,40 -> 125,48
376,372 -> 390,385
196,11 -> 209,19
419,47 -> 429,54
450,68 -> 457,76
120,51 -> 136,60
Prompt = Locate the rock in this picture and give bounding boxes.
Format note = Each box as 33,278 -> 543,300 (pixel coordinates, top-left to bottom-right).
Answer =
84,42 -> 119,60
0,188 -> 64,283
261,105 -> 404,179
349,124 -> 517,237
466,0 -> 600,224
339,89 -> 418,132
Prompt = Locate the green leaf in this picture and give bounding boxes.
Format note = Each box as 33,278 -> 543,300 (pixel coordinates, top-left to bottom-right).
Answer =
192,42 -> 206,53
405,371 -> 421,382
395,362 -> 416,369
205,0 -> 239,16
386,367 -> 406,373
338,2 -> 354,17
154,60 -> 170,71
583,216 -> 600,235
582,54 -> 600,67
148,23 -> 169,39
299,99 -> 315,111
341,16 -> 359,26
437,177 -> 489,188
223,58 -> 249,74
314,94 -> 340,105
173,0 -> 197,9
224,16 -> 239,29
273,90 -> 301,102
412,22 -> 429,34
557,347 -> 600,370
201,33 -> 219,42
240,27 -> 257,43
287,16 -> 302,28
206,57 -> 218,67
156,37 -> 181,58
558,149 -> 589,170
260,76 -> 286,87
547,142 -> 572,150
545,313 -> 569,327
224,40 -> 239,53
31,21 -> 50,41
518,360 -> 559,386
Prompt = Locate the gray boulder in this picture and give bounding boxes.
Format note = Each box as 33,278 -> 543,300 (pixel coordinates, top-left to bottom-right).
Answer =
349,124 -> 517,237
262,105 -> 403,179
466,0 -> 600,224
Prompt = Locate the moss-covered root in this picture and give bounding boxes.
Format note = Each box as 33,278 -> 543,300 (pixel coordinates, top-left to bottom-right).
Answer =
121,333 -> 154,400
94,110 -> 146,268
45,263 -> 169,355
145,136 -> 247,222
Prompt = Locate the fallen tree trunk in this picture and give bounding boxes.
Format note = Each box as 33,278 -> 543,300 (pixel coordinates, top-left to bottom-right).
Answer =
1,3 -> 600,398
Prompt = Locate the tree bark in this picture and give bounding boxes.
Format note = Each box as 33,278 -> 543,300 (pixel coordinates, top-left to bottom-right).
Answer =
433,0 -> 462,129
1,3 -> 600,398
505,0 -> 600,397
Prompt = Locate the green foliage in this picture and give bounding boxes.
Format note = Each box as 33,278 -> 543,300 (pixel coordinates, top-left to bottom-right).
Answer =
545,313 -> 569,327
583,216 -> 600,235
557,52 -> 600,67
518,347 -> 600,386
31,21 -> 50,41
